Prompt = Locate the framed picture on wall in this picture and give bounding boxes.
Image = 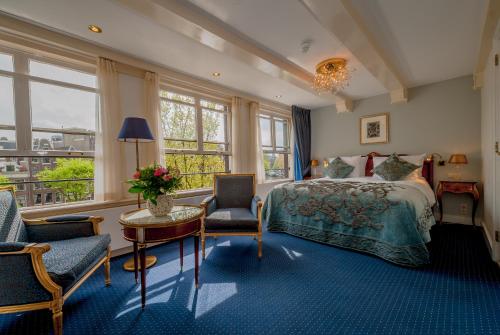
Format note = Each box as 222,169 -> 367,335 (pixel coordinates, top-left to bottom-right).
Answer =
359,113 -> 389,144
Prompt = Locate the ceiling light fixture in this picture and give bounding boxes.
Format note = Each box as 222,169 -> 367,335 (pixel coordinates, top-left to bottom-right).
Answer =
88,24 -> 102,33
313,58 -> 353,95
212,72 -> 221,77
274,95 -> 282,99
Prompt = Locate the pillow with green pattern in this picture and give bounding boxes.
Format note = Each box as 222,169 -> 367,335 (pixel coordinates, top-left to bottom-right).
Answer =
373,153 -> 419,181
324,157 -> 354,179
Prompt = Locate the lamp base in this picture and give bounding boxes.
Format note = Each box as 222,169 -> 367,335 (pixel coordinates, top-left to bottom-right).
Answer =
122,255 -> 157,271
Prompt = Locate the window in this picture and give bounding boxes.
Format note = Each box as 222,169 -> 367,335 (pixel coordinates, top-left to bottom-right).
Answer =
160,89 -> 231,190
0,47 -> 97,207
259,114 -> 291,180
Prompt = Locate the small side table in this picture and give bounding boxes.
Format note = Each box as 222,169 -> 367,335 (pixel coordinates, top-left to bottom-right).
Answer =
119,205 -> 204,309
436,181 -> 479,226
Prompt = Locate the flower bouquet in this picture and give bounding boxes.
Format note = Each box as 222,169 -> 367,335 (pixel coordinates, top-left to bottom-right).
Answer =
127,164 -> 182,216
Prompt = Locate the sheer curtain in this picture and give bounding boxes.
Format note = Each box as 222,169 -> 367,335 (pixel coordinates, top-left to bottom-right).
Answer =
95,57 -> 124,201
231,97 -> 245,173
142,71 -> 162,166
249,101 -> 265,183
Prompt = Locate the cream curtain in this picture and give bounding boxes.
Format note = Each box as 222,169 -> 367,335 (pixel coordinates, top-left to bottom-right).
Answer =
249,101 -> 265,183
95,58 -> 124,201
231,96 -> 247,173
142,71 -> 162,166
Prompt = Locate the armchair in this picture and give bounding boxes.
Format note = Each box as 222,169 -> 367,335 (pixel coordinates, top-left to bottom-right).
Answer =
200,174 -> 263,259
0,187 -> 111,335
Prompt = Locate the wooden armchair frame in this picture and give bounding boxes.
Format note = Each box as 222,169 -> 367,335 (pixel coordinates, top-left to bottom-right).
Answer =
0,187 -> 111,335
200,173 -> 263,260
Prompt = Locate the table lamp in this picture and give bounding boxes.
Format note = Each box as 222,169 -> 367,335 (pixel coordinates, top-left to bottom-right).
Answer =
448,154 -> 467,180
118,117 -> 155,207
311,159 -> 319,177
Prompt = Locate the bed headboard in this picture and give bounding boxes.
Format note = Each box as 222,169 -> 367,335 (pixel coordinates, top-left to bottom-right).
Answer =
364,152 -> 434,189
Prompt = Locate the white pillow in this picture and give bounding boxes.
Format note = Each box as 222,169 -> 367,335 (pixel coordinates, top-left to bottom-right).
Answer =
373,154 -> 426,180
328,155 -> 364,178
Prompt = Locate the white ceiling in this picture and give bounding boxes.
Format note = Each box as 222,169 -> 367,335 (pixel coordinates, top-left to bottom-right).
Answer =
0,0 -> 488,109
349,0 -> 487,87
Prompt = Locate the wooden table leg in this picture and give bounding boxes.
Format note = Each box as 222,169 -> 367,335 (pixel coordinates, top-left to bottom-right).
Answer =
436,186 -> 444,225
194,235 -> 199,288
471,194 -> 479,227
179,239 -> 184,271
133,242 -> 139,284
140,246 -> 146,309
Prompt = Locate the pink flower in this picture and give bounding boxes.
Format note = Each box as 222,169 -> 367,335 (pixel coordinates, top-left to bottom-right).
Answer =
133,171 -> 141,179
163,175 -> 172,181
154,167 -> 167,177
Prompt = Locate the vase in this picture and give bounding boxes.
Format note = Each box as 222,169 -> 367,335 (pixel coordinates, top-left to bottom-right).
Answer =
147,194 -> 174,217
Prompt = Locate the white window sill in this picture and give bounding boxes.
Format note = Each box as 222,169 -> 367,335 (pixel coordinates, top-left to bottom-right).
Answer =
20,188 -> 212,219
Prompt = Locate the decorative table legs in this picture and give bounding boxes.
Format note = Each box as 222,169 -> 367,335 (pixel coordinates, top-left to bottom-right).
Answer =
137,237 -> 200,309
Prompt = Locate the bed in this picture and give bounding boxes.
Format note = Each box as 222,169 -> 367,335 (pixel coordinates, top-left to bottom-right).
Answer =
262,152 -> 436,267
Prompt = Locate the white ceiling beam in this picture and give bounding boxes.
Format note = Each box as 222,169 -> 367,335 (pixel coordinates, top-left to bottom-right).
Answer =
473,0 -> 500,89
300,0 -> 407,103
114,0 -> 351,107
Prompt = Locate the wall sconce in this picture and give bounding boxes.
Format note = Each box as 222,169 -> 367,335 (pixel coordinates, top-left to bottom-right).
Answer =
427,153 -> 445,166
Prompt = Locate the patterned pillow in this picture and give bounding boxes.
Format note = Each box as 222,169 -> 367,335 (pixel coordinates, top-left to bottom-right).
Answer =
324,157 -> 354,179
373,153 -> 419,181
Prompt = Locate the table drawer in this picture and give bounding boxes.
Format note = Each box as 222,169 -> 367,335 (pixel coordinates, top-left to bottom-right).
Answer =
123,219 -> 201,242
443,183 -> 474,193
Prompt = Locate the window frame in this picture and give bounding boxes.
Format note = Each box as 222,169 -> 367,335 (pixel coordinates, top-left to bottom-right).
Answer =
159,86 -> 232,189
258,111 -> 292,181
0,45 -> 98,208
0,45 -> 97,159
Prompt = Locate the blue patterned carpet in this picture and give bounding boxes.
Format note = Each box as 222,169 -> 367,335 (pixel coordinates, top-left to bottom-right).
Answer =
1,224 -> 500,335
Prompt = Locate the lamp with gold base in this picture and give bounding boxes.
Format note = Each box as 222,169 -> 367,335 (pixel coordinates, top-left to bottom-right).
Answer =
447,154 -> 468,180
118,117 -> 158,272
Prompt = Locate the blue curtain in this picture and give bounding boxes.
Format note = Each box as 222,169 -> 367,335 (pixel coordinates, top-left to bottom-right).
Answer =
292,105 -> 311,180
294,144 -> 303,181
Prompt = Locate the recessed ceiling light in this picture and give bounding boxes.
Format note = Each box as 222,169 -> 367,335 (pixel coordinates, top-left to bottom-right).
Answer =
212,72 -> 221,77
88,25 -> 102,33
274,95 -> 282,99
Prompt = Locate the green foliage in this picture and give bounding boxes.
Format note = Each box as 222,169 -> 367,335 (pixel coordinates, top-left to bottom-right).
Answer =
161,95 -> 228,190
37,158 -> 94,202
127,164 -> 181,205
0,175 -> 10,185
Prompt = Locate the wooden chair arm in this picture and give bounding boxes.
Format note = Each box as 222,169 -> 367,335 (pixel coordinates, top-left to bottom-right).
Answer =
0,243 -> 62,310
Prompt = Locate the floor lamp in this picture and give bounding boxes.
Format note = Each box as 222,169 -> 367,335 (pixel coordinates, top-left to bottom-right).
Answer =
118,117 -> 157,272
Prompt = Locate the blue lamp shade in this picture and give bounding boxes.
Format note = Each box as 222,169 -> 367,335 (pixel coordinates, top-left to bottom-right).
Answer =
117,117 -> 155,142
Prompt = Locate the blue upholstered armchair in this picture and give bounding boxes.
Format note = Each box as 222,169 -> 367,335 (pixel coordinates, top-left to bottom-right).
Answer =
200,174 -> 263,259
0,187 -> 111,335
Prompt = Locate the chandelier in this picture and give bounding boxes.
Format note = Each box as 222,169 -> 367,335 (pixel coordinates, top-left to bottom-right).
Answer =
313,58 -> 353,95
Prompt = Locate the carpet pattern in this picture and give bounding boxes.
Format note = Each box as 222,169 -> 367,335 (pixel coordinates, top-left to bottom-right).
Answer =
1,224 -> 500,334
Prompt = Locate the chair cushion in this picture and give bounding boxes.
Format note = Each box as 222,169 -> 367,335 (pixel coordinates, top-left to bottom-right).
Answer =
205,208 -> 258,233
43,234 -> 111,292
0,190 -> 27,242
215,175 -> 254,209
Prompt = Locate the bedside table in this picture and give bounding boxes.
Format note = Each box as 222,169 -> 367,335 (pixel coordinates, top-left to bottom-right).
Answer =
436,181 -> 479,226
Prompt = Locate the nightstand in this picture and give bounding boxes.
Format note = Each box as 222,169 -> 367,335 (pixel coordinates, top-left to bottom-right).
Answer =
436,181 -> 479,226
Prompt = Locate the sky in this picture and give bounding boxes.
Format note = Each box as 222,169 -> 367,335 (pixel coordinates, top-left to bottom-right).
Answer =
0,54 -> 97,144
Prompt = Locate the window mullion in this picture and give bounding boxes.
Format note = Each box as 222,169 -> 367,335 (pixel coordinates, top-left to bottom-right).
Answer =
271,117 -> 276,152
195,95 -> 204,154
12,53 -> 31,154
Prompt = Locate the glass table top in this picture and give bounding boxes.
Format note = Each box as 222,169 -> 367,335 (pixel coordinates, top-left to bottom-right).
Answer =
120,205 -> 204,228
